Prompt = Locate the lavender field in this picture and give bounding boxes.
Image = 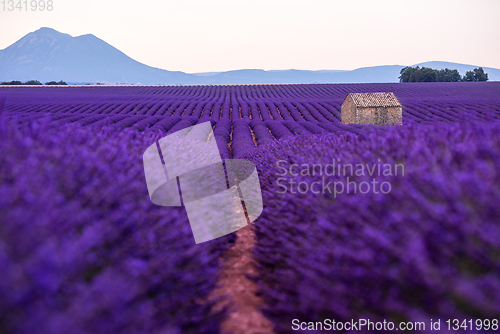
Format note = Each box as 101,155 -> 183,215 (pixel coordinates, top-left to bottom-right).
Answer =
1,82 -> 500,333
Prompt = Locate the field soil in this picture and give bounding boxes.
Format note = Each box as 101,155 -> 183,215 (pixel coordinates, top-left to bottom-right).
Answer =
212,224 -> 274,334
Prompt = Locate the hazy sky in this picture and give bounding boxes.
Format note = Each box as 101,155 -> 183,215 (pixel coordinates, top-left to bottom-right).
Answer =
1,0 -> 499,73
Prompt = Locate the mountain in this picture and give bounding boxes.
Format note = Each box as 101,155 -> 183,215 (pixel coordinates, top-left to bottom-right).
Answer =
188,66 -> 404,84
414,61 -> 500,80
1,28 -> 499,84
0,27 -> 198,84
194,63 -> 500,84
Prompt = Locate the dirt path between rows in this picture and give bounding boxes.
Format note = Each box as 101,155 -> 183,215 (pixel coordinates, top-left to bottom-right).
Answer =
213,224 -> 275,334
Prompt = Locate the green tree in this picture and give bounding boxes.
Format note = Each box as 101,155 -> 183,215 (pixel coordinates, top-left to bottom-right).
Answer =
463,68 -> 489,82
24,80 -> 43,85
474,67 -> 488,81
437,68 -> 462,82
419,67 -> 438,82
1,80 -> 23,85
399,66 -> 415,82
45,80 -> 68,85
399,66 -> 438,82
463,70 -> 475,82
401,66 -> 489,83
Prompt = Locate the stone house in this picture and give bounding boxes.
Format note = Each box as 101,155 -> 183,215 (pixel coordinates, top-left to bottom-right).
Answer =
341,92 -> 403,125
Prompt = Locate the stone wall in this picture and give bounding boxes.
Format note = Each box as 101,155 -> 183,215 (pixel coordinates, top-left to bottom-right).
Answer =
386,106 -> 403,126
342,105 -> 402,126
341,98 -> 354,124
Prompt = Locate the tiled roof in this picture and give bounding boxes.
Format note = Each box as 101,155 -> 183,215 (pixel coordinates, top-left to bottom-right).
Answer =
347,92 -> 402,108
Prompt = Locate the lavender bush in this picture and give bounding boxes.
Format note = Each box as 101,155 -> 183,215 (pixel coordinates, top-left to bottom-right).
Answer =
244,122 -> 500,333
1,82 -> 500,333
2,83 -> 499,131
0,118 -> 231,334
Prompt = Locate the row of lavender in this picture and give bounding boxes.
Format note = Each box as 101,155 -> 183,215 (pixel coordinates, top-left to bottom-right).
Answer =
0,119 -> 233,334
7,110 -> 500,161
2,83 -> 500,125
6,101 -> 500,125
245,122 -> 500,333
5,113 -> 387,159
2,82 -> 499,102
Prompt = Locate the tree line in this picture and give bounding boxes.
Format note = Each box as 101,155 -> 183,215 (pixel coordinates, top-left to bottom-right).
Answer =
1,80 -> 67,85
399,66 -> 489,83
